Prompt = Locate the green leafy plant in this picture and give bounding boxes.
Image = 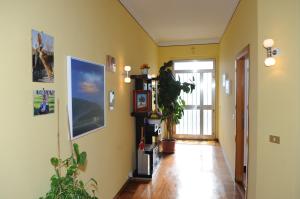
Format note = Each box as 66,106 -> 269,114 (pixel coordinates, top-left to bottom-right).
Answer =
158,61 -> 195,139
40,143 -> 98,199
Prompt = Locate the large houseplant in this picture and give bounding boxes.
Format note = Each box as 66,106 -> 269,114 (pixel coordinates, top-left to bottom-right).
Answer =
157,61 -> 195,153
39,143 -> 98,199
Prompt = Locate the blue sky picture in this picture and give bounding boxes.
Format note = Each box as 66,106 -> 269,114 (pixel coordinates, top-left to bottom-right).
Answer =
69,57 -> 105,138
71,58 -> 104,106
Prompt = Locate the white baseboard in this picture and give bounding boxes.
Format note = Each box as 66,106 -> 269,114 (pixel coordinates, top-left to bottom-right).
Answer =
220,142 -> 235,181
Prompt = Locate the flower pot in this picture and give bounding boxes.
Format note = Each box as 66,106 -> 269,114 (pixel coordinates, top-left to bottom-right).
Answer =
161,138 -> 176,154
141,68 -> 149,75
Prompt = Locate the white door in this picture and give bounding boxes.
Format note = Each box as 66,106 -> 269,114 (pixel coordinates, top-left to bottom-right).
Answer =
174,60 -> 215,139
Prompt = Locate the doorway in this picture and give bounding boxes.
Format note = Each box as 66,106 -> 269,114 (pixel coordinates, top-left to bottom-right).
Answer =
173,60 -> 216,139
235,46 -> 249,193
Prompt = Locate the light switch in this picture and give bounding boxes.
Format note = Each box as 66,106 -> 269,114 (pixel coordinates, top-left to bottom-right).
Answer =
269,135 -> 280,144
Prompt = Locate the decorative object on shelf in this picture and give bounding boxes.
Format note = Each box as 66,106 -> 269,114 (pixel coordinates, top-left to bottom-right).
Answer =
137,127 -> 150,175
148,77 -> 162,125
33,88 -> 55,116
138,127 -> 145,150
143,83 -> 148,90
158,61 -> 195,153
133,90 -> 152,112
32,29 -> 54,83
106,55 -> 116,72
140,64 -> 150,75
67,56 -> 105,140
225,79 -> 231,96
124,65 -> 131,83
108,90 -> 115,110
263,38 -> 280,67
147,111 -> 162,125
151,74 -> 157,78
39,143 -> 98,199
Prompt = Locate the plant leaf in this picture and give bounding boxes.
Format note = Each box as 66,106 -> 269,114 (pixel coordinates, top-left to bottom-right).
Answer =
90,178 -> 98,185
50,157 -> 59,167
67,165 -> 77,176
73,143 -> 80,159
78,152 -> 87,166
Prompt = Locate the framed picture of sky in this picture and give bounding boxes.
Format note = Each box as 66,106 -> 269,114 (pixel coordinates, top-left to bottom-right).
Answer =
67,56 -> 105,139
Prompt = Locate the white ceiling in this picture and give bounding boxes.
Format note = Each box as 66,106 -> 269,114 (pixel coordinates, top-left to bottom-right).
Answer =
119,0 -> 240,46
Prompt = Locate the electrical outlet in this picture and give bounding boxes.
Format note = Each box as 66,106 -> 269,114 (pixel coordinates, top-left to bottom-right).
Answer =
269,135 -> 280,144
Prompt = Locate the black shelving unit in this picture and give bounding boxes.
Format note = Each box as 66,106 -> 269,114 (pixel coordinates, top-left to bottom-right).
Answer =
130,74 -> 160,179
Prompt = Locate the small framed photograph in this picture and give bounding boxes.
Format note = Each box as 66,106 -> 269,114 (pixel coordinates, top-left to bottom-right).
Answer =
106,55 -> 116,72
32,29 -> 54,82
33,89 -> 55,116
133,90 -> 151,112
109,90 -> 115,110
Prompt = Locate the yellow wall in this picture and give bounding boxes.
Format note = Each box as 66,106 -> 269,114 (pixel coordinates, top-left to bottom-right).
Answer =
220,0 -> 300,198
218,0 -> 258,198
0,0 -> 157,198
158,44 -> 219,67
256,0 -> 300,198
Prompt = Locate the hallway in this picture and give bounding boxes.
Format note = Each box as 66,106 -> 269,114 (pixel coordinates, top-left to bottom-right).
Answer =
118,141 -> 244,199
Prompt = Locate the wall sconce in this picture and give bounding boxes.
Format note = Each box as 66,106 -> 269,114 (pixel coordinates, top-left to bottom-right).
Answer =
222,73 -> 227,88
263,39 -> 280,67
124,65 -> 131,83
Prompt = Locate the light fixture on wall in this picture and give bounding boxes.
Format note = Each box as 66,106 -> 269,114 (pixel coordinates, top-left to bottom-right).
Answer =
124,65 -> 131,83
263,39 -> 280,67
222,73 -> 227,88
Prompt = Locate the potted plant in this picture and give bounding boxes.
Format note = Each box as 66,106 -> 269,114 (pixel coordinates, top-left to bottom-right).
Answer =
157,61 -> 195,153
39,143 -> 98,199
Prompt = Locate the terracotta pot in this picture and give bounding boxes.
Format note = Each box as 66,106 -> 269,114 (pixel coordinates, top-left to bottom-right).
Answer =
161,139 -> 176,154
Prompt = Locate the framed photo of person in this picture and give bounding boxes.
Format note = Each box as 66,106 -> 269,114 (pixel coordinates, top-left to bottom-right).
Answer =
32,29 -> 54,83
133,90 -> 151,112
33,89 -> 55,116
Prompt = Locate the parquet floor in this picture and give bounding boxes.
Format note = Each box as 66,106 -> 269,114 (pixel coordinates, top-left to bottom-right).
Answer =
117,141 -> 244,199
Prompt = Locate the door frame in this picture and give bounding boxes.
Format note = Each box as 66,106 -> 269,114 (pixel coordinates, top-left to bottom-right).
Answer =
172,59 -> 216,140
235,45 -> 250,194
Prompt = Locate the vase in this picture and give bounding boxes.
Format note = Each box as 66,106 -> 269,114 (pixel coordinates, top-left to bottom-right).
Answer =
161,139 -> 176,154
141,68 -> 148,75
161,117 -> 176,154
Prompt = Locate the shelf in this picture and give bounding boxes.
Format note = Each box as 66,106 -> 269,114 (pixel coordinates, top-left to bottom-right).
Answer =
132,170 -> 152,179
131,112 -> 150,117
130,74 -> 150,79
144,144 -> 157,154
131,73 -> 161,179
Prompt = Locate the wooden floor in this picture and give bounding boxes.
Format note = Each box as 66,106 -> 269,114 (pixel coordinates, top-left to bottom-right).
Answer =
117,141 -> 245,199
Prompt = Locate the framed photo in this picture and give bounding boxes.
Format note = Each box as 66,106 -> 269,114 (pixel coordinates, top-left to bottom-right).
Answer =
32,29 -> 54,82
109,90 -> 115,110
67,56 -> 105,140
106,55 -> 116,72
133,90 -> 151,112
33,89 -> 55,116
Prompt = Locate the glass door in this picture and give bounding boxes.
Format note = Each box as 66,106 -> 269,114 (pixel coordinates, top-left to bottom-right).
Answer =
174,60 -> 215,139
